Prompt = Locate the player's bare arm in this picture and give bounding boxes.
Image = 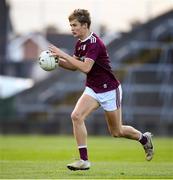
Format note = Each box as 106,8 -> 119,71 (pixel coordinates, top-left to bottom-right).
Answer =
58,57 -> 77,71
49,44 -> 94,73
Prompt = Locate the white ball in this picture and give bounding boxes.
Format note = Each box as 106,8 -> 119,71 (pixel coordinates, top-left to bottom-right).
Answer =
38,50 -> 59,71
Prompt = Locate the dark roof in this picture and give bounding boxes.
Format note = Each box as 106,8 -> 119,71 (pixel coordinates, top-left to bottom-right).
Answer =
107,9 -> 173,51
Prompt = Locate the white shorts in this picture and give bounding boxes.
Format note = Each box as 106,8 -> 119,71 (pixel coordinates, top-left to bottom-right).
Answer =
83,85 -> 122,111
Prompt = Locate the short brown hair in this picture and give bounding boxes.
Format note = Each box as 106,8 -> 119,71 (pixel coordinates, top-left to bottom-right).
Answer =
68,9 -> 91,28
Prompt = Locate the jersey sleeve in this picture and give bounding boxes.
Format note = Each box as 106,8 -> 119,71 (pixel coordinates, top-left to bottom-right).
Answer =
85,42 -> 99,61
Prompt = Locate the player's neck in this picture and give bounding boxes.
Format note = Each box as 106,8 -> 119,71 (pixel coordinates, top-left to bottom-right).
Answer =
80,31 -> 92,41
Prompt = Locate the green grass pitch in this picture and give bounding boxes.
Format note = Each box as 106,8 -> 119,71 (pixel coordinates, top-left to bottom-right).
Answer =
0,135 -> 173,179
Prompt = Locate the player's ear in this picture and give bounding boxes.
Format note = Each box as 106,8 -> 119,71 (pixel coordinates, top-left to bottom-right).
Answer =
82,23 -> 88,29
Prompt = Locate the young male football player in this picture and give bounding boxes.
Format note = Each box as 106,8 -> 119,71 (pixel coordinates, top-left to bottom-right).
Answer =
49,9 -> 154,171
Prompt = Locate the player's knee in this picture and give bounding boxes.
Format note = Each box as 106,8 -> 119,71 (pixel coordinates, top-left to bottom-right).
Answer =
71,111 -> 82,123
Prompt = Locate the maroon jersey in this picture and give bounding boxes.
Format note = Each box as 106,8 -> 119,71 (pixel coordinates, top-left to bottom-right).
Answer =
74,32 -> 120,93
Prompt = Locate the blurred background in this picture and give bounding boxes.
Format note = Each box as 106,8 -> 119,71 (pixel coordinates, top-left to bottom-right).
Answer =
0,0 -> 173,136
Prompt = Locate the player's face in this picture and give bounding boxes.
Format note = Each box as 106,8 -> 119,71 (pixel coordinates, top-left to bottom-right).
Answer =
70,19 -> 88,39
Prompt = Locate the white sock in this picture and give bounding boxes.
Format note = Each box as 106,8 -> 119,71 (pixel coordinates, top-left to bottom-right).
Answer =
78,145 -> 87,149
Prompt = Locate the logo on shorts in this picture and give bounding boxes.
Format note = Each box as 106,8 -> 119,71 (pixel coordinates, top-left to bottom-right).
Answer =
103,84 -> 107,88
